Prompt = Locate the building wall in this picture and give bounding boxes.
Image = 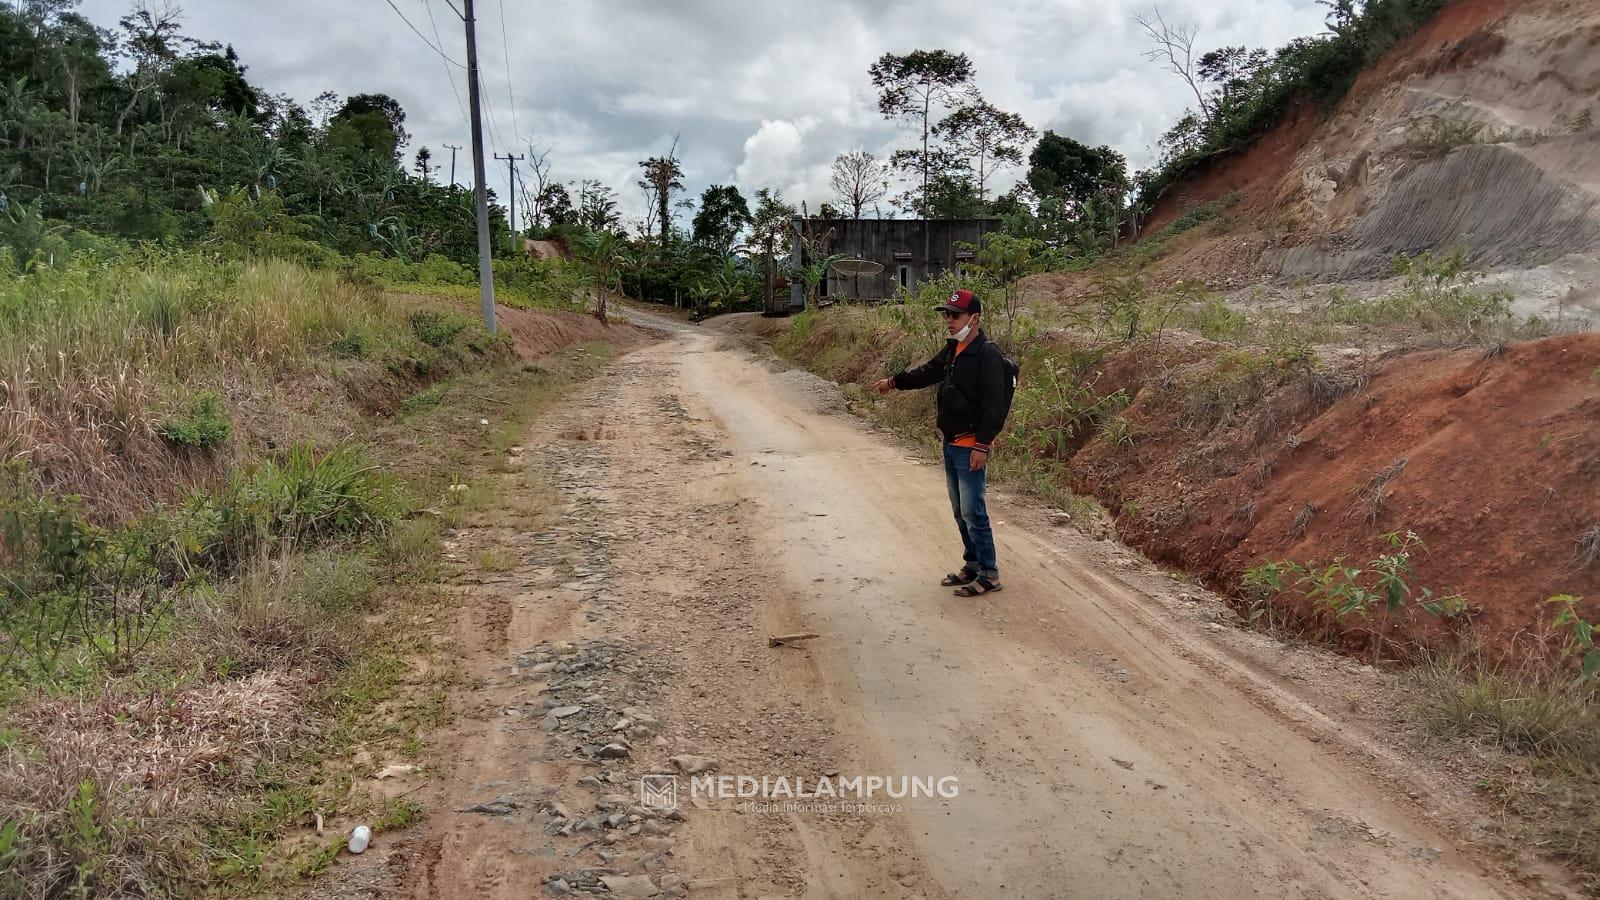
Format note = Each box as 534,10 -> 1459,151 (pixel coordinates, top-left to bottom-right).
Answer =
786,218 -> 1001,308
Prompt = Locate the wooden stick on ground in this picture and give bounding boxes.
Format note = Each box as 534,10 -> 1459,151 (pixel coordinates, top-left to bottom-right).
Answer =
768,632 -> 821,648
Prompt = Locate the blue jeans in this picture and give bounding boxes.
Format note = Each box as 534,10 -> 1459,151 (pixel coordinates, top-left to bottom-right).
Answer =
942,443 -> 998,580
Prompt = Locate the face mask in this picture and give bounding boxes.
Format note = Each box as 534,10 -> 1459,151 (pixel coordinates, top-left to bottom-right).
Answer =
952,321 -> 975,343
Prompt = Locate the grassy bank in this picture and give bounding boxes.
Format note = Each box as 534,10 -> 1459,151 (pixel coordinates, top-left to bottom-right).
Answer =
0,250 -> 630,895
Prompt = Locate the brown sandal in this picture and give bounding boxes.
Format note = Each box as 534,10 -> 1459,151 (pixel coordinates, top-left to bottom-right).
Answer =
940,569 -> 978,586
953,576 -> 1002,597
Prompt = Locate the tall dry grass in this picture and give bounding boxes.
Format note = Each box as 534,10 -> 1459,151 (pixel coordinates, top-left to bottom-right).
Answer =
0,254 -> 398,520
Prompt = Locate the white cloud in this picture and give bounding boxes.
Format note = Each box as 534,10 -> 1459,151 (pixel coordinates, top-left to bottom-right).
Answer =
733,117 -> 826,201
77,0 -> 1330,220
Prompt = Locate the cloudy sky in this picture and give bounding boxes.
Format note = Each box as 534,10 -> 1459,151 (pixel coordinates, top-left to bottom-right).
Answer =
80,0 -> 1328,228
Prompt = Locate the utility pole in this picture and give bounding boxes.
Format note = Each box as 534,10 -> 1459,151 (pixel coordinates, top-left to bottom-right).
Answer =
443,143 -> 462,188
495,152 -> 524,253
460,0 -> 495,334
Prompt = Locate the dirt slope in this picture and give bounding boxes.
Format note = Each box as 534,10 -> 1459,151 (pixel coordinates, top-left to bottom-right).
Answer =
318,312 -> 1573,898
1092,332 -> 1600,651
1130,0 -> 1600,317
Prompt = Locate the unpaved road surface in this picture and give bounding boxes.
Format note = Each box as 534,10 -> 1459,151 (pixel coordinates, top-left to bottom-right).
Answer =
325,311 -> 1556,899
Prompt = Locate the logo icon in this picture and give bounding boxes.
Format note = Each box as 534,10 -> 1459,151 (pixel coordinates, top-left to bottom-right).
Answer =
640,774 -> 678,811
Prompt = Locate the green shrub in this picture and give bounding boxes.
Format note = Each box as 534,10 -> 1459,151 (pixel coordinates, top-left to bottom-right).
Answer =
211,444 -> 402,562
417,253 -> 473,285
330,330 -> 369,359
1392,249 -> 1513,345
1242,532 -> 1466,664
408,310 -> 469,348
157,392 -> 232,450
1155,193 -> 1238,241
1083,273 -> 1203,344
1187,297 -> 1249,342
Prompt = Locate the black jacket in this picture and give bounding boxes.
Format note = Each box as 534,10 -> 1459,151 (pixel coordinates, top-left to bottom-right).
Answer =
891,329 -> 1008,449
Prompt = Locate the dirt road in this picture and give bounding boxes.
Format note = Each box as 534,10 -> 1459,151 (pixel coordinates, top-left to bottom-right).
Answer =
331,312 -> 1555,899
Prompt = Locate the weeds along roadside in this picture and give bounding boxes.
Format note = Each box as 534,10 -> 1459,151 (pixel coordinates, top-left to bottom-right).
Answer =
0,248 -> 627,895
771,260 -> 1600,888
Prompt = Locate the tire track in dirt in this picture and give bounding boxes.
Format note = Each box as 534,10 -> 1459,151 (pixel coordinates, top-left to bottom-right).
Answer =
315,335 -> 927,899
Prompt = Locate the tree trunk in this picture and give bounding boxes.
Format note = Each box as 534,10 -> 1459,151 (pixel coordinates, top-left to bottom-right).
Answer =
762,238 -> 776,316
657,186 -> 669,248
61,57 -> 79,127
921,91 -> 931,275
115,83 -> 145,139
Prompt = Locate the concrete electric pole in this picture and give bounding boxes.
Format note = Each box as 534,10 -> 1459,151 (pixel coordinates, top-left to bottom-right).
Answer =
495,152 -> 525,253
443,143 -> 462,188
460,0 -> 496,334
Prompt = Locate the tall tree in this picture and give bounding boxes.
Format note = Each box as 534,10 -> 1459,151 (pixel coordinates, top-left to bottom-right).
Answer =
829,149 -> 888,218
889,147 -> 971,216
519,141 -> 553,229
1136,8 -> 1211,125
637,138 -> 683,247
935,101 -> 1035,201
538,181 -> 573,226
1198,45 -> 1270,113
910,171 -> 986,219
113,2 -> 191,138
413,146 -> 432,183
329,93 -> 407,161
691,183 -> 749,253
748,188 -> 795,314
1026,131 -> 1127,211
869,49 -> 976,227
575,179 -> 621,233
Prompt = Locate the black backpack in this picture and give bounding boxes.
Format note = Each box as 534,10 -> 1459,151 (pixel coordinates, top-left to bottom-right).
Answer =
997,351 -> 1021,422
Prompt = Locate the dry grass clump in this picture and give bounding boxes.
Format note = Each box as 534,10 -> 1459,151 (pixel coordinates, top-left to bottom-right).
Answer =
1415,643 -> 1600,885
1574,523 -> 1600,572
181,561 -> 357,679
0,256 -> 397,521
0,670 -> 306,896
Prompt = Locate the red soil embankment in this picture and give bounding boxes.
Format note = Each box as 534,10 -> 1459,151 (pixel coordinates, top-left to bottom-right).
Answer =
1096,333 -> 1600,651
494,304 -> 650,359
1142,103 -> 1321,235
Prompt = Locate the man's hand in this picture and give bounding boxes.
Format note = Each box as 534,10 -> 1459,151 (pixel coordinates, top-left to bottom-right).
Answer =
872,377 -> 895,395
969,449 -> 988,471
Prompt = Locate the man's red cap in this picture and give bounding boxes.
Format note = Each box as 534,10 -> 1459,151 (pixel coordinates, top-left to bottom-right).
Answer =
933,289 -> 981,315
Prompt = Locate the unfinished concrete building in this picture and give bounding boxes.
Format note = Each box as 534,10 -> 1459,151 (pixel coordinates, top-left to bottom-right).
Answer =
780,217 -> 1001,312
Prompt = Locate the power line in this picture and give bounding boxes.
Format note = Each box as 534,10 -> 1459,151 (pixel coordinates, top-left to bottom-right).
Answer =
496,0 -> 522,145
381,0 -> 465,67
478,55 -> 508,162
421,0 -> 470,127
481,71 -> 505,161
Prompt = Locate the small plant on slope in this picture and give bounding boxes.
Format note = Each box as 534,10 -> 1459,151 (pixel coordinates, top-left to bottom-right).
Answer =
1548,594 -> 1599,682
158,392 -> 232,451
1243,531 -> 1465,664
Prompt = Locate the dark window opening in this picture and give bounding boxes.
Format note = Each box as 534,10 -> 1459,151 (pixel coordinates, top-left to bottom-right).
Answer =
898,265 -> 910,288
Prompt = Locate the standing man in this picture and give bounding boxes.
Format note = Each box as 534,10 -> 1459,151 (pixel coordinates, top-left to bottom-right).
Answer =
873,289 -> 1008,597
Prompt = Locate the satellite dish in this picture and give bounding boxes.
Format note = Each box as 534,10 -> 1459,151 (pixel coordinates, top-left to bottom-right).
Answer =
830,258 -> 884,276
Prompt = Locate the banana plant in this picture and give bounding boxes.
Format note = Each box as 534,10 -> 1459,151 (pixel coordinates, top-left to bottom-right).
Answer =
573,229 -> 623,324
